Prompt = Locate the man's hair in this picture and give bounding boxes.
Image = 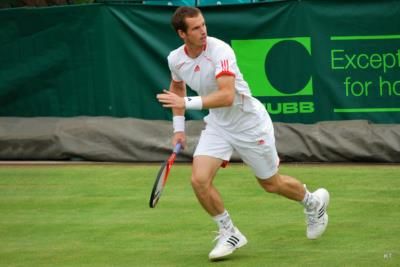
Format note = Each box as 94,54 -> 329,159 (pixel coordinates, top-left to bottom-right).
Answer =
171,6 -> 202,33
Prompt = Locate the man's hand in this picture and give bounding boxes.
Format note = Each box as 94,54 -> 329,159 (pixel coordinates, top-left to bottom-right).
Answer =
173,132 -> 186,149
157,90 -> 185,109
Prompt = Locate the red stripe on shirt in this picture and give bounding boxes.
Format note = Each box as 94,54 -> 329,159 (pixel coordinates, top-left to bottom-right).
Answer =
221,59 -> 229,72
216,71 -> 235,79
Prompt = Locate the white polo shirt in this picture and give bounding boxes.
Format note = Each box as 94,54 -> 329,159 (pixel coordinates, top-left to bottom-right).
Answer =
168,36 -> 272,137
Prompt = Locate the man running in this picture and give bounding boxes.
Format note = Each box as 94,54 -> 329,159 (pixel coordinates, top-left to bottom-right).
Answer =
157,6 -> 329,261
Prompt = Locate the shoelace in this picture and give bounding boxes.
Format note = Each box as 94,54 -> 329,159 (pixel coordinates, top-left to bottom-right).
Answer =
305,209 -> 319,226
212,229 -> 231,243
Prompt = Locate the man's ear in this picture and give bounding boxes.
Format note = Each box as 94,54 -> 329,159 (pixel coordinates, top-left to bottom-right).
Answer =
177,29 -> 186,40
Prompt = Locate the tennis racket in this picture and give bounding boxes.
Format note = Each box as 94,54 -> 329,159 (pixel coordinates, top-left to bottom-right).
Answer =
149,143 -> 182,208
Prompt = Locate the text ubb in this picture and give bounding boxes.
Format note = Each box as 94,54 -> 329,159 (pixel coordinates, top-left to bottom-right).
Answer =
264,102 -> 314,114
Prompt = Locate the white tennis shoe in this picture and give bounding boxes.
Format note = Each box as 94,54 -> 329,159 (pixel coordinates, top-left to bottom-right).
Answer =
305,188 -> 330,239
208,227 -> 248,260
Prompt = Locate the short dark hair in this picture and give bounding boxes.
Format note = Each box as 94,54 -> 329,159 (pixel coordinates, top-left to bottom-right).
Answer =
171,6 -> 202,33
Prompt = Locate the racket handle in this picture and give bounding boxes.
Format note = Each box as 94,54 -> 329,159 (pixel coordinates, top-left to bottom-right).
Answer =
173,142 -> 182,154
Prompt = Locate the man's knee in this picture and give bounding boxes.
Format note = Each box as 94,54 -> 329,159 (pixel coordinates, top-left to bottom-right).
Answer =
257,173 -> 281,193
191,156 -> 221,192
191,174 -> 202,188
191,173 -> 211,193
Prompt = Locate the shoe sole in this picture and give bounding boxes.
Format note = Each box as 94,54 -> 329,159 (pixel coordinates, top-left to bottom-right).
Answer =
307,188 -> 330,240
316,188 -> 330,207
307,214 -> 328,239
209,238 -> 248,260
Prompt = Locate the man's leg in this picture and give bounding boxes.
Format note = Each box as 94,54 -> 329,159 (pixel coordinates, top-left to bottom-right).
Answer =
191,155 -> 224,216
257,173 -> 330,239
257,173 -> 305,201
191,155 -> 248,260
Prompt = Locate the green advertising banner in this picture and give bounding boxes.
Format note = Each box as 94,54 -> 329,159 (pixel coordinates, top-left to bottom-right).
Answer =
0,1 -> 399,123
232,34 -> 400,123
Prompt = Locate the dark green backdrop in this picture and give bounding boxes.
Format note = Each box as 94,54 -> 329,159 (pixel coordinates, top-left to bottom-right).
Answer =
1,0 -> 399,123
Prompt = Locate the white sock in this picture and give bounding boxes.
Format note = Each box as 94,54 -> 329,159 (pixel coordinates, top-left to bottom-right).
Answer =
301,187 -> 319,211
213,210 -> 234,232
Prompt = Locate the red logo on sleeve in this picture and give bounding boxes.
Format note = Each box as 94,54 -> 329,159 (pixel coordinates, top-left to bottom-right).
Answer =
221,59 -> 229,71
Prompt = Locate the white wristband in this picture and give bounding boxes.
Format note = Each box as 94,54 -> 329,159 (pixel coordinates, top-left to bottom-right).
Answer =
173,116 -> 185,133
184,96 -> 203,110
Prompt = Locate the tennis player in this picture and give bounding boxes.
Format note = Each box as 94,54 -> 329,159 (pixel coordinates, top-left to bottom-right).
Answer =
157,6 -> 330,261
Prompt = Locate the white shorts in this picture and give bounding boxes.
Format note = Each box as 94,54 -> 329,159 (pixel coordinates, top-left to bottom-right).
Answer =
193,122 -> 280,179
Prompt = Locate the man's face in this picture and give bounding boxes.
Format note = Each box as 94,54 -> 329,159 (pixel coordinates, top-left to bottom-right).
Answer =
179,14 -> 207,47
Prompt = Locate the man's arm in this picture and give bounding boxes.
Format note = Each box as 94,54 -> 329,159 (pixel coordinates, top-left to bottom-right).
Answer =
165,80 -> 187,148
169,80 -> 186,116
157,75 -> 235,109
202,75 -> 235,108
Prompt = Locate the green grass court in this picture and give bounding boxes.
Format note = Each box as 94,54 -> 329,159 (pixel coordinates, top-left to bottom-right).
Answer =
0,163 -> 399,266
